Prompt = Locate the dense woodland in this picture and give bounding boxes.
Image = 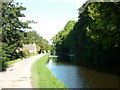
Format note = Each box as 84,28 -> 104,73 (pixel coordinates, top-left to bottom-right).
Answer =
51,2 -> 120,74
0,2 -> 50,70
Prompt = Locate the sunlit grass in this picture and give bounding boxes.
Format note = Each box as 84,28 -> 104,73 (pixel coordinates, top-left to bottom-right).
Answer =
32,54 -> 67,88
6,53 -> 39,67
6,58 -> 23,66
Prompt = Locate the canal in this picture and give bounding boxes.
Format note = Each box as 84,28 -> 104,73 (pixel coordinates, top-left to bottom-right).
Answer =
46,56 -> 120,88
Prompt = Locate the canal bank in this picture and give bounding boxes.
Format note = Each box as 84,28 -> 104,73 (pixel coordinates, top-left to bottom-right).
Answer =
31,54 -> 67,88
46,55 -> 120,88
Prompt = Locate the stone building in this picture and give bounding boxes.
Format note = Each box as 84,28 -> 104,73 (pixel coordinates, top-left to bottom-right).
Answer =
23,42 -> 37,54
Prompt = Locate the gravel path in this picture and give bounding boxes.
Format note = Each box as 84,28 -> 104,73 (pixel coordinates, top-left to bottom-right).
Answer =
0,54 -> 45,89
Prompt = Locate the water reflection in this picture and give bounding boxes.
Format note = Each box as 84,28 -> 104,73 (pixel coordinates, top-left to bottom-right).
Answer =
77,66 -> 120,88
49,55 -> 58,58
47,59 -> 84,88
46,56 -> 120,88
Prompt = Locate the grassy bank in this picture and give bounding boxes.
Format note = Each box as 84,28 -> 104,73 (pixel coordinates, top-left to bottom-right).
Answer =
31,54 -> 67,88
6,53 -> 39,68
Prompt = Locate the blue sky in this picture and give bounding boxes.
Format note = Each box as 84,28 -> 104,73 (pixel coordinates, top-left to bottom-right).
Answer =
15,0 -> 87,42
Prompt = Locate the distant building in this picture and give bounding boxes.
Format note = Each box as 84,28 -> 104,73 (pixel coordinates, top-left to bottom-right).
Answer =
23,42 -> 37,54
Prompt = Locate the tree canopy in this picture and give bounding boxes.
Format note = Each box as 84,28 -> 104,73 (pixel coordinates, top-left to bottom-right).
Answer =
1,2 -> 50,70
51,20 -> 76,56
24,30 -> 50,53
1,2 -> 30,63
51,2 -> 120,68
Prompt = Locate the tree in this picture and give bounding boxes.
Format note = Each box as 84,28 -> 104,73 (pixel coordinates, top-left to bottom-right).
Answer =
24,30 -> 50,53
51,20 -> 76,57
86,2 -> 120,61
1,2 -> 30,70
52,2 -> 120,66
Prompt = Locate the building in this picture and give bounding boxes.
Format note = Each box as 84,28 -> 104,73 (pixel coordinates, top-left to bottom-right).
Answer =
23,42 -> 37,54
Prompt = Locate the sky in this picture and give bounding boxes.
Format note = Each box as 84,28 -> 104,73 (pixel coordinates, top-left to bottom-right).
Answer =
14,0 -> 87,43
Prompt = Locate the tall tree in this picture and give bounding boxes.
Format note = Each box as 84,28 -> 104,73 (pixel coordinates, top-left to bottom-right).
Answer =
1,2 -> 30,69
52,2 -> 120,67
51,20 -> 76,57
86,2 -> 120,61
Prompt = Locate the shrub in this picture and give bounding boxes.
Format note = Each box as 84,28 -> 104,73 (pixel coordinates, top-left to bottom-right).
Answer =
21,49 -> 30,57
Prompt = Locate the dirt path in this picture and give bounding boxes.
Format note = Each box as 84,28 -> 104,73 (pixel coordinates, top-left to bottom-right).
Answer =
0,54 -> 45,89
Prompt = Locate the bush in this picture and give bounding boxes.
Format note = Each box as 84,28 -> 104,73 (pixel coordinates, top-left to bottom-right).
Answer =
21,49 -> 30,57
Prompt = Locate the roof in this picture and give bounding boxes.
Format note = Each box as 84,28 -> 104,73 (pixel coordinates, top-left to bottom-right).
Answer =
23,44 -> 36,50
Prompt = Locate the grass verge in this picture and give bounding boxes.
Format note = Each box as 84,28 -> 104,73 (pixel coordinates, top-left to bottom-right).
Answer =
6,58 -> 23,66
31,54 -> 67,88
6,53 -> 39,68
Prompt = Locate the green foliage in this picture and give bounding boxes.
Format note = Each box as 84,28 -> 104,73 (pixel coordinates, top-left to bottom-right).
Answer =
51,20 -> 76,56
24,30 -> 42,44
23,30 -> 50,53
87,2 -> 120,49
1,2 -> 50,70
52,2 -> 120,66
1,2 -> 30,70
85,2 -> 120,62
21,49 -> 30,57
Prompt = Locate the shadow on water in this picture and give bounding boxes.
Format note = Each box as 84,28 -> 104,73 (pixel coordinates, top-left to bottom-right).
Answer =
46,55 -> 120,88
57,55 -> 120,77
82,61 -> 120,77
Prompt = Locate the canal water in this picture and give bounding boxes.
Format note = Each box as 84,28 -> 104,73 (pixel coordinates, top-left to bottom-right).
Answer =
46,56 -> 120,88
